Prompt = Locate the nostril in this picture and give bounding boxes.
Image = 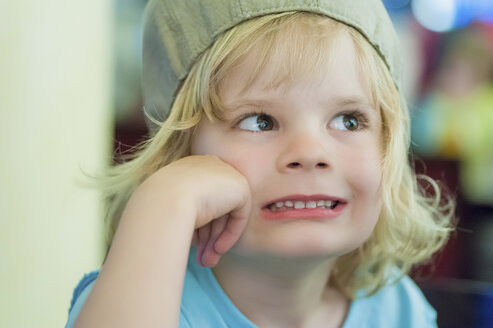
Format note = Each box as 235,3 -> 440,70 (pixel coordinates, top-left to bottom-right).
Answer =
287,162 -> 301,168
317,162 -> 328,168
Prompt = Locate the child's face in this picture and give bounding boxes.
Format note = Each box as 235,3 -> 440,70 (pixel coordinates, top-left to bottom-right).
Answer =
191,31 -> 383,259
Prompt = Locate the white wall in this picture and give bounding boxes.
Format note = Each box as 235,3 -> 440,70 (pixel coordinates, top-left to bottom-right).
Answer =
0,1 -> 112,326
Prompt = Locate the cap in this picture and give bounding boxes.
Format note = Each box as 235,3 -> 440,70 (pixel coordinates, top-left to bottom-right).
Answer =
142,0 -> 402,134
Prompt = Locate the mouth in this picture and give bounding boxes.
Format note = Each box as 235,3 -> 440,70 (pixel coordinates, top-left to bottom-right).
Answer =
265,199 -> 340,212
261,194 -> 347,220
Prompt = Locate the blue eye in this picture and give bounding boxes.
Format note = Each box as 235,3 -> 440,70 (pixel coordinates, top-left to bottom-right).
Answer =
238,114 -> 275,132
330,113 -> 366,131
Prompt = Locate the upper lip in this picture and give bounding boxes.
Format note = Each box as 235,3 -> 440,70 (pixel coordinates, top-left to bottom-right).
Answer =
262,194 -> 348,208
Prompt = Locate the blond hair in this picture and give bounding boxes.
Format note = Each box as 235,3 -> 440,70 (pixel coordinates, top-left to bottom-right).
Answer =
98,12 -> 454,299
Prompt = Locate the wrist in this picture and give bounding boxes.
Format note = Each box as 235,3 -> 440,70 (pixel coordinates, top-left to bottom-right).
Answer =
122,177 -> 197,233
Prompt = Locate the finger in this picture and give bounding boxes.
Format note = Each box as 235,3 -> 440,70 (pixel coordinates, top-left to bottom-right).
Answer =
214,200 -> 251,254
210,215 -> 227,244
201,216 -> 227,267
214,212 -> 249,255
196,224 -> 211,266
191,229 -> 199,246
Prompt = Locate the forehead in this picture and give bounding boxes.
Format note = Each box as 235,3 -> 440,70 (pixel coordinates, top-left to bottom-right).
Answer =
218,28 -> 372,107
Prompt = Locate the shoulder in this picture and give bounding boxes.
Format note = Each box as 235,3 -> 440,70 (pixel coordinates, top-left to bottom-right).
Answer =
344,276 -> 437,328
64,250 -> 256,328
63,269 -> 200,328
65,270 -> 99,328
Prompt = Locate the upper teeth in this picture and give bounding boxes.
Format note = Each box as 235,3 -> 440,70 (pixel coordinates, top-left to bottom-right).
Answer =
270,200 -> 337,210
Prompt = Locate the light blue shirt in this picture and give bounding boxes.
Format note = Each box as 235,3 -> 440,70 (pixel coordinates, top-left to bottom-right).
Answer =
66,249 -> 437,327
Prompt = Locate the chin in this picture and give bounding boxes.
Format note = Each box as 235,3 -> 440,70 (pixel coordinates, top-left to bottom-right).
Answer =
232,210 -> 378,261
233,231 -> 364,261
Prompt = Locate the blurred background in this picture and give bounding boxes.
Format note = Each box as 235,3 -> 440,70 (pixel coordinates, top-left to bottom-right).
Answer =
1,0 -> 492,327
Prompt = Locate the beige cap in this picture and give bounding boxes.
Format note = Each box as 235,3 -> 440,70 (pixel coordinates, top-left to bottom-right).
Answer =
142,0 -> 402,134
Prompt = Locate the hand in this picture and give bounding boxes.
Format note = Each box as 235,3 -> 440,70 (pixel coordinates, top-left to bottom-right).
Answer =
155,155 -> 252,267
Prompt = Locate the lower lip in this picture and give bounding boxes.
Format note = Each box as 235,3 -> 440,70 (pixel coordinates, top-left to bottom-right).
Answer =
261,204 -> 347,221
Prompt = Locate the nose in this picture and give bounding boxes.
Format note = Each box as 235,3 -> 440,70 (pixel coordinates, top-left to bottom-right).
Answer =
276,132 -> 332,173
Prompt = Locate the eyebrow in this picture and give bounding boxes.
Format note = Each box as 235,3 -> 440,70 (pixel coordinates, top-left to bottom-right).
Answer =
226,95 -> 375,112
227,99 -> 276,112
332,96 -> 375,110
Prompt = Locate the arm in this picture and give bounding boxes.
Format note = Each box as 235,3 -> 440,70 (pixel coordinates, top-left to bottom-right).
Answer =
73,155 -> 251,328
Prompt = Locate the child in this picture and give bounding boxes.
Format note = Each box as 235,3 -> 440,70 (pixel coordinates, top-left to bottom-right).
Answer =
66,0 -> 455,327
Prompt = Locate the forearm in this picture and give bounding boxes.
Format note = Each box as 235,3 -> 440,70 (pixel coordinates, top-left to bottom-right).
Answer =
74,184 -> 195,328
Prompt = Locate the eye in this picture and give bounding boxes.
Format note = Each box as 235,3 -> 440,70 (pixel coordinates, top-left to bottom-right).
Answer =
330,112 -> 367,131
237,113 -> 275,132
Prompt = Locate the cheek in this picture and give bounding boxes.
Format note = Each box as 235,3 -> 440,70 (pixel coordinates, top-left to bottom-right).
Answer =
343,142 -> 383,212
220,144 -> 276,190
344,143 -> 383,241
348,149 -> 381,184
221,148 -> 264,179
191,129 -> 268,184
